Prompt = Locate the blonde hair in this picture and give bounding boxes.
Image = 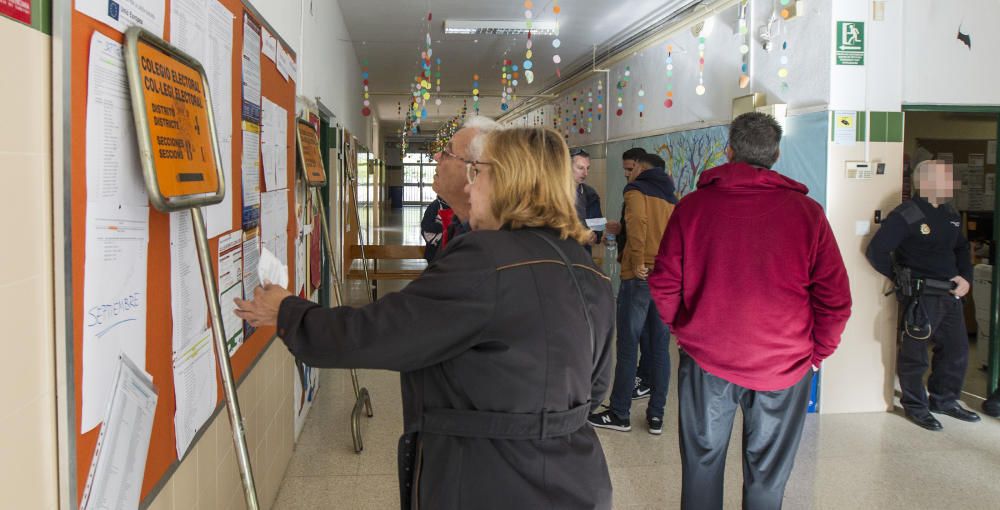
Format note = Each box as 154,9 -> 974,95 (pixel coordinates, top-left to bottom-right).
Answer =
484,127 -> 592,244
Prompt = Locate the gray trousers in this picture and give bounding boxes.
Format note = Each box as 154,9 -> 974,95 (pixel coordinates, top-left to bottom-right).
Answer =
678,353 -> 812,510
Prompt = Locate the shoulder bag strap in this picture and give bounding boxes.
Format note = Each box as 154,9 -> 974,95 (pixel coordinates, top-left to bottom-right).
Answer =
529,230 -> 597,365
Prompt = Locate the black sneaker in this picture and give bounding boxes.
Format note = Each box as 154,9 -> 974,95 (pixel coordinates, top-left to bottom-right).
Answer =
631,377 -> 651,400
588,409 -> 631,432
647,416 -> 663,435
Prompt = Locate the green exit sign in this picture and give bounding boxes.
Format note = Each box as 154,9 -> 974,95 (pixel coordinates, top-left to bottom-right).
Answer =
836,21 -> 865,66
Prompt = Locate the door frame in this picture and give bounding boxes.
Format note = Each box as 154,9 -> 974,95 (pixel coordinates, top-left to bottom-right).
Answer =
902,104 -> 1000,394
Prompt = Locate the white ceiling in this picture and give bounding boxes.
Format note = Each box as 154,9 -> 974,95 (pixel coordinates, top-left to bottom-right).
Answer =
336,0 -> 698,134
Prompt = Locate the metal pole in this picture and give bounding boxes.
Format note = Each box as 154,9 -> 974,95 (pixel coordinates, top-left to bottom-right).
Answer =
990,116 -> 1000,394
313,188 -> 374,452
190,208 -> 259,510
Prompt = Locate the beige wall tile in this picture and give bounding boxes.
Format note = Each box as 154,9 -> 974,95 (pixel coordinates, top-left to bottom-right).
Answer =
217,448 -> 240,506
0,397 -> 58,509
171,446 -> 199,510
0,152 -> 48,286
197,415 -> 220,510
0,275 -> 52,416
146,478 -> 174,510
0,21 -> 50,155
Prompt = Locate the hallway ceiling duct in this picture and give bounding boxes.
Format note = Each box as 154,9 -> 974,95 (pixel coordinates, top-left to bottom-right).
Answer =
444,19 -> 559,36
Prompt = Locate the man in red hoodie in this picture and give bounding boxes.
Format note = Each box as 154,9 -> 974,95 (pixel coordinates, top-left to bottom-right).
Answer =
649,112 -> 851,510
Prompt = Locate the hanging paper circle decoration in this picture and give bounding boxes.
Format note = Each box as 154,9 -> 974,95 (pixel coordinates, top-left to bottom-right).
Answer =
362,106 -> 372,116
696,85 -> 706,95
435,98 -> 442,106
553,55 -> 561,64
553,38 -> 561,48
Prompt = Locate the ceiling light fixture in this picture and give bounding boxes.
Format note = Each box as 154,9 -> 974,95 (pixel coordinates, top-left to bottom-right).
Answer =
444,19 -> 558,36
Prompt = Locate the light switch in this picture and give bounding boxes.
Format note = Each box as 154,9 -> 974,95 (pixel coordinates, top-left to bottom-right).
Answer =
856,220 -> 871,236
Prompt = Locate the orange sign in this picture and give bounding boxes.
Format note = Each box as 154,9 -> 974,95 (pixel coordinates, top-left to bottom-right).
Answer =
297,121 -> 326,186
136,39 -> 219,199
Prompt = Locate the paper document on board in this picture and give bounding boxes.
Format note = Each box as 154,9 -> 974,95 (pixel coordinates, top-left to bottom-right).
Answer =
80,354 -> 157,510
261,26 -> 277,63
218,230 -> 245,355
81,202 -> 149,432
173,328 -> 216,457
260,97 -> 288,191
76,0 -> 166,37
86,32 -> 148,207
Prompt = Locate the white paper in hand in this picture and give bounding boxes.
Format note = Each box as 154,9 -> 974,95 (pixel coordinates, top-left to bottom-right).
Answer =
258,246 -> 289,289
585,217 -> 608,231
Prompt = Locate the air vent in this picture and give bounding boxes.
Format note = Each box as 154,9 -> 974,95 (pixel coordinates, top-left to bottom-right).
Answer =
444,19 -> 558,36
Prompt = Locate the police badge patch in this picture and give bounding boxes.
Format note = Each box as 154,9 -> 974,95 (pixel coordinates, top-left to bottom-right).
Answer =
920,224 -> 931,235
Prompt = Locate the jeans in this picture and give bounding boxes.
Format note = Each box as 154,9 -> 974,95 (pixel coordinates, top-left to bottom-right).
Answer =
609,278 -> 671,419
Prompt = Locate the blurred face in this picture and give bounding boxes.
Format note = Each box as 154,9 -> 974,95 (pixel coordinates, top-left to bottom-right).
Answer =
919,162 -> 957,202
464,150 -> 500,231
623,158 -> 638,182
572,155 -> 591,184
432,127 -> 476,216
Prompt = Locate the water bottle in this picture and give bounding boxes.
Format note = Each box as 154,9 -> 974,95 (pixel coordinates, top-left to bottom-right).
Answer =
605,233 -> 619,284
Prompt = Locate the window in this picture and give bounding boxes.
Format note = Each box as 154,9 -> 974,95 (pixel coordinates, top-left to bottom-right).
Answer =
402,152 -> 437,205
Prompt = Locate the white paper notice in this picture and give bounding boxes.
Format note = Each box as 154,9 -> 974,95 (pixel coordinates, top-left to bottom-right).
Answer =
242,124 -> 261,207
295,233 -> 306,295
260,190 -> 289,270
81,203 -> 149,432
261,26 -> 277,63
76,0 -> 166,37
80,354 -> 157,510
172,0 -> 236,237
277,45 -> 295,81
173,328 -> 216,457
170,209 -> 217,457
86,32 -> 148,207
242,234 -> 261,298
988,141 -> 997,165
218,230 -> 244,355
170,210 -> 209,349
833,111 -> 857,145
261,97 -> 288,191
969,153 -> 986,169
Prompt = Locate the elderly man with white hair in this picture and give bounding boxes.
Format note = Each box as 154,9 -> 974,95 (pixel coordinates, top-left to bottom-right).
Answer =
866,159 -> 981,430
429,116 -> 501,256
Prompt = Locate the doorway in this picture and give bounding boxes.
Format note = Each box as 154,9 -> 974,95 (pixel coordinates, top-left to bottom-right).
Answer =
902,107 -> 1000,400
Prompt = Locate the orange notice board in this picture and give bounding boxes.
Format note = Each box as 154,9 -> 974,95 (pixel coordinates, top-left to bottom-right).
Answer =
135,36 -> 221,201
69,1 -> 298,506
297,120 -> 327,186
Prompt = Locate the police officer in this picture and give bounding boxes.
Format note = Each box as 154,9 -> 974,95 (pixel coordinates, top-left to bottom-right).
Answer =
866,159 -> 981,430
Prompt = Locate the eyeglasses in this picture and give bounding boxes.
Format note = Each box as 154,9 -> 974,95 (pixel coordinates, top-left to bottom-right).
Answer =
465,160 -> 491,184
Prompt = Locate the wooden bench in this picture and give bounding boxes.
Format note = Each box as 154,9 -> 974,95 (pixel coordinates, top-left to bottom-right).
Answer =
345,244 -> 427,298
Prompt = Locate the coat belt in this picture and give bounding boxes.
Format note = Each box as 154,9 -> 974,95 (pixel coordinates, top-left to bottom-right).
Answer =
421,403 -> 591,440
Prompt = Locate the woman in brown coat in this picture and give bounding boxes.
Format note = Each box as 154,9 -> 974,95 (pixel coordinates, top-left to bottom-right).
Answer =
236,127 -> 614,509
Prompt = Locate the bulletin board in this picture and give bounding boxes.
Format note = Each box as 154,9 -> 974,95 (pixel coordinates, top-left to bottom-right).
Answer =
69,0 -> 297,504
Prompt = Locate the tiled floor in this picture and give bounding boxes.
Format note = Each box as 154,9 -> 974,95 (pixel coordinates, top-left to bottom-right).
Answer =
273,207 -> 1000,509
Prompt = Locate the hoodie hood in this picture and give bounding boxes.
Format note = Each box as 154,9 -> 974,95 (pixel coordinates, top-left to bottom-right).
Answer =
697,161 -> 809,195
624,167 -> 678,204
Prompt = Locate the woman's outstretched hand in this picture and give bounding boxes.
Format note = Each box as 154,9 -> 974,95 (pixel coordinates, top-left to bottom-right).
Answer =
234,282 -> 293,327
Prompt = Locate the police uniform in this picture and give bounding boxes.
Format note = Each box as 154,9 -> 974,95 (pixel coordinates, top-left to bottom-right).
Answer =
866,197 -> 976,422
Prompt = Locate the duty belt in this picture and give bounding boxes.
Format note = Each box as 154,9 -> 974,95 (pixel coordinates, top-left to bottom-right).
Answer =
421,403 -> 591,440
915,277 -> 956,297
